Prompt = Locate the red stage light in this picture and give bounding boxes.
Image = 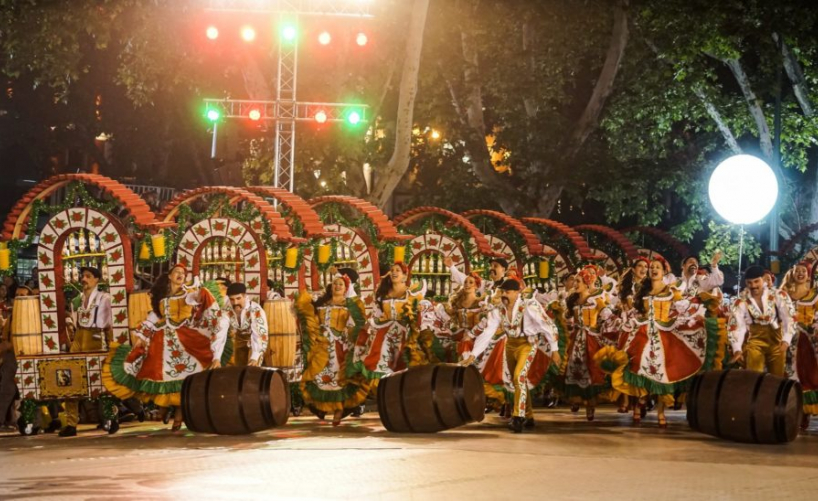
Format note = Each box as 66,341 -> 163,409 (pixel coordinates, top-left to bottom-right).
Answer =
206,26 -> 219,40
318,31 -> 331,45
249,109 -> 261,121
315,110 -> 328,124
356,32 -> 368,46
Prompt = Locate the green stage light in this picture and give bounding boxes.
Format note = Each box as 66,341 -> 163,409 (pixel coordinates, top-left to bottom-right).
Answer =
207,109 -> 220,122
347,111 -> 361,125
282,25 -> 297,42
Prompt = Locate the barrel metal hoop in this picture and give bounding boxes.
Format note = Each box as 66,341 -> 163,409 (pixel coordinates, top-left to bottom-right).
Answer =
773,379 -> 793,443
398,371 -> 415,432
452,367 -> 469,423
712,369 -> 731,437
430,366 -> 444,429
236,368 -> 250,432
748,373 -> 766,443
258,369 -> 274,427
377,375 -> 393,432
203,369 -> 218,434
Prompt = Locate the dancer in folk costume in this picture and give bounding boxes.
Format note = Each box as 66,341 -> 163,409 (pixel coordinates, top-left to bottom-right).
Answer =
780,261 -> 818,430
446,272 -> 487,360
669,254 -> 725,297
446,255 -> 509,309
103,264 -> 229,430
562,268 -> 620,421
612,257 -> 649,413
295,274 -> 370,425
596,256 -> 718,428
417,295 -> 458,364
728,265 -> 795,378
351,262 -> 426,379
211,283 -> 267,368
463,276 -> 561,433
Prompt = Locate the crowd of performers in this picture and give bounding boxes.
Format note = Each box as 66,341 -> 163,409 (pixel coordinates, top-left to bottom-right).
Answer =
4,249 -> 818,437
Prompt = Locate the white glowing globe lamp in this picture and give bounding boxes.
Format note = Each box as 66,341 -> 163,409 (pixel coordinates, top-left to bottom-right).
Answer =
708,154 -> 778,225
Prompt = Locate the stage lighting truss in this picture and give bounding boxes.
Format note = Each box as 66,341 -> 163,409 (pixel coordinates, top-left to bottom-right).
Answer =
206,0 -> 374,18
204,99 -> 368,123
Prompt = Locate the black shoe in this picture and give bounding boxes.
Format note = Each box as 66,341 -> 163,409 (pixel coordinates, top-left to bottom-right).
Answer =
137,409 -> 146,423
570,404 -> 580,413
45,419 -> 62,434
58,426 -> 77,437
350,405 -> 365,417
509,417 -> 524,433
524,418 -> 535,429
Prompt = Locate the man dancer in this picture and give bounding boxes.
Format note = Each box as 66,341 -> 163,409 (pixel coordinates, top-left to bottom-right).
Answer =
445,255 -> 508,299
671,252 -> 724,298
61,266 -> 112,437
465,277 -> 561,433
212,283 -> 268,368
729,265 -> 795,376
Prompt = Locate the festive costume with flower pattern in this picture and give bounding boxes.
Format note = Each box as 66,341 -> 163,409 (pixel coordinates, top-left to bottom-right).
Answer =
103,286 -> 228,407
417,299 -> 458,364
295,292 -> 370,413
728,287 -> 795,377
789,288 -> 818,414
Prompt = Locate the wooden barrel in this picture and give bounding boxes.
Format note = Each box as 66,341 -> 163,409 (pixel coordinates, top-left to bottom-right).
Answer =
11,295 -> 42,355
377,364 -> 486,433
687,369 -> 802,444
181,366 -> 290,435
127,291 -> 151,344
263,299 -> 297,369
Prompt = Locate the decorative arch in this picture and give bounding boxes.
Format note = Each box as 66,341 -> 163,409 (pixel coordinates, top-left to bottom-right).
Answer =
522,218 -> 597,273
177,218 -> 268,302
622,226 -> 690,265
309,195 -> 406,242
2,173 -> 161,240
36,208 -> 134,352
246,187 -> 327,238
575,224 -> 640,277
159,186 -> 298,243
394,207 -> 496,257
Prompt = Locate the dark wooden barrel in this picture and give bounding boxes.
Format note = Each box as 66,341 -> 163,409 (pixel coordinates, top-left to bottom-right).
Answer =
687,370 -> 802,444
377,364 -> 486,433
181,366 -> 290,435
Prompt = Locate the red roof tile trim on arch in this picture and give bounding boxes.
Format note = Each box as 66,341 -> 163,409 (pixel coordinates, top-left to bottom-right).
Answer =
393,206 -> 501,257
521,217 -> 597,262
574,224 -> 641,263
245,187 -> 328,238
308,195 -> 410,242
462,209 -> 551,257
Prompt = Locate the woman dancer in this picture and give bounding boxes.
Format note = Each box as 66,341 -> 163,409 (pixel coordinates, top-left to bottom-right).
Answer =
103,264 -> 228,430
596,257 -> 717,427
352,262 -> 426,379
295,274 -> 370,426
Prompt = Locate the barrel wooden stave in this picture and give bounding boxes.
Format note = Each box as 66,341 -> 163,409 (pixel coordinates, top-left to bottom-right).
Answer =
11,295 -> 42,355
182,366 -> 290,435
687,370 -> 802,444
378,364 -> 485,433
264,299 -> 297,368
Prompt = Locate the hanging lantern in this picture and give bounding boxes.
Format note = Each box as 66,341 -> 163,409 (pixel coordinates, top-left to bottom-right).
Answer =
284,247 -> 299,269
393,246 -> 406,263
538,260 -> 550,279
0,243 -> 9,271
151,233 -> 166,258
139,242 -> 151,261
317,244 -> 331,264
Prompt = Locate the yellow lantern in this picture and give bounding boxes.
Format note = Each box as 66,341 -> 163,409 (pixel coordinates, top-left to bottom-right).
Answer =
393,246 -> 406,263
139,241 -> 151,261
151,233 -> 166,258
538,260 -> 550,279
0,244 -> 9,271
284,247 -> 299,269
317,244 -> 331,264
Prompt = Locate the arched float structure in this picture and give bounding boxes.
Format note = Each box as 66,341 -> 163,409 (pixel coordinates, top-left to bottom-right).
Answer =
522,218 -> 598,280
574,224 -> 640,280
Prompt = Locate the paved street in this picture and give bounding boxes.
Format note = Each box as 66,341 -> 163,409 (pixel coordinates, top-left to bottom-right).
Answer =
2,407 -> 817,500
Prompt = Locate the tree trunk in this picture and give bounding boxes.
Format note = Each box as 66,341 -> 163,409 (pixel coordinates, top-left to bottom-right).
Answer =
773,33 -> 813,118
369,0 -> 430,209
692,85 -> 742,154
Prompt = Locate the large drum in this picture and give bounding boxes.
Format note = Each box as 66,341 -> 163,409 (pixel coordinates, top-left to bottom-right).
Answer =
181,366 -> 290,435
687,369 -> 802,444
377,364 -> 486,433
264,299 -> 297,369
11,295 -> 42,355
127,290 -> 151,344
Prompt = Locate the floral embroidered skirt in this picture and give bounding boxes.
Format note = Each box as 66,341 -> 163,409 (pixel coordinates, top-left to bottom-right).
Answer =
301,327 -> 369,414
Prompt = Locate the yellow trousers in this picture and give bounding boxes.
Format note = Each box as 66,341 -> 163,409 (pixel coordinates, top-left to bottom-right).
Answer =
233,334 -> 251,367
64,328 -> 105,427
506,336 -> 537,419
745,324 -> 785,377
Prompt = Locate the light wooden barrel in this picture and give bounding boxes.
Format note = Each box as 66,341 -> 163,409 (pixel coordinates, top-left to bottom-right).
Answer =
264,299 -> 297,369
127,291 -> 151,344
11,295 -> 42,355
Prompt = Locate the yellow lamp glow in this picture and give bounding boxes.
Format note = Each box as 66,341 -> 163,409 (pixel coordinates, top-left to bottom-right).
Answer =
393,246 -> 406,263
151,234 -> 166,258
139,242 -> 151,260
284,247 -> 299,269
317,244 -> 331,264
538,260 -> 550,279
0,248 -> 9,271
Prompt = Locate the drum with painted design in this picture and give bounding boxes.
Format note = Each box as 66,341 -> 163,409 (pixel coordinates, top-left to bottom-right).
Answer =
11,295 -> 43,355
